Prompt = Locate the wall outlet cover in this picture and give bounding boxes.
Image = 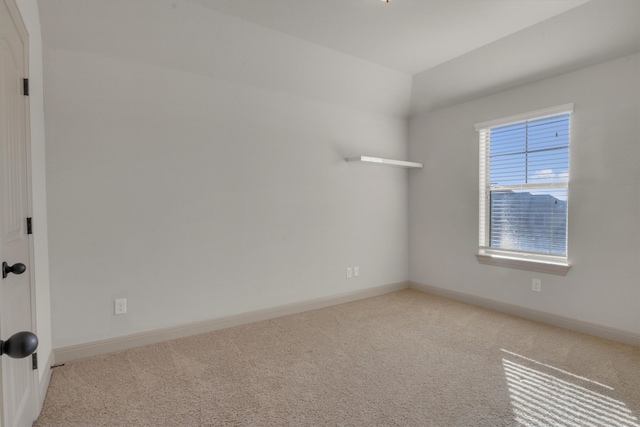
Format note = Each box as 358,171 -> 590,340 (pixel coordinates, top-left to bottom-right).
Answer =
115,298 -> 127,314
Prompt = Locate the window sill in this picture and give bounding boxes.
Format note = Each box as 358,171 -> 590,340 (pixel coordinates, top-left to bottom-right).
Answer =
475,253 -> 571,276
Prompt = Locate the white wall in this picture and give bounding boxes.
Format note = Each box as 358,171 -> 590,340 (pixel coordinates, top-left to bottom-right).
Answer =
409,54 -> 640,336
40,0 -> 412,348
15,0 -> 53,384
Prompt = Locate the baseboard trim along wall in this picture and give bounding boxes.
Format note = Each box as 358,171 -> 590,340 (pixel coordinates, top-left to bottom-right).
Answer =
54,281 -> 409,363
55,280 -> 638,363
410,281 -> 640,347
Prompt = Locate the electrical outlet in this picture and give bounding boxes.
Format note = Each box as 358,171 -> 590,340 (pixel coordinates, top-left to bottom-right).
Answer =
114,298 -> 127,314
532,279 -> 542,292
354,266 -> 359,277
346,267 -> 353,279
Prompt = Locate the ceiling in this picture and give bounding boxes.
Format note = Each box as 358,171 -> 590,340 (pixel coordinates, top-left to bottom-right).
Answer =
187,0 -> 590,75
39,0 -> 639,117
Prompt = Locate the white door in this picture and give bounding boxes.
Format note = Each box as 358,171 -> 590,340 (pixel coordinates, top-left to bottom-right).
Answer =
0,1 -> 36,426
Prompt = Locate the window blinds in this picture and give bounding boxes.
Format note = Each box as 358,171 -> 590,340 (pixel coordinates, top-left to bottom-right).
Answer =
478,107 -> 571,257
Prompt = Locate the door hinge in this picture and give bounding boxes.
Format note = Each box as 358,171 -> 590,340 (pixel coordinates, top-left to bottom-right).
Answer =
26,217 -> 33,235
23,78 -> 29,96
32,352 -> 38,370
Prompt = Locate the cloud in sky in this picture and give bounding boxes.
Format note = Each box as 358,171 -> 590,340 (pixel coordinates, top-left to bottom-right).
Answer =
530,168 -> 569,183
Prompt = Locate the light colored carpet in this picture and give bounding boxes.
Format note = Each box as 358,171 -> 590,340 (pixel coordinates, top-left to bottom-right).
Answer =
35,289 -> 640,426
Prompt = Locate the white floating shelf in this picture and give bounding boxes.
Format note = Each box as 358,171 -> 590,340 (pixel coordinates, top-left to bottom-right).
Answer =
345,156 -> 423,169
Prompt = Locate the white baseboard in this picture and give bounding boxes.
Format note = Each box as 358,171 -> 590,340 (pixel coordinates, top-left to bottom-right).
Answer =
55,281 -> 410,363
410,281 -> 640,347
35,350 -> 54,418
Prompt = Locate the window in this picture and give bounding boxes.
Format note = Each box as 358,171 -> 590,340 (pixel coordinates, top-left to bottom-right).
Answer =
475,104 -> 572,273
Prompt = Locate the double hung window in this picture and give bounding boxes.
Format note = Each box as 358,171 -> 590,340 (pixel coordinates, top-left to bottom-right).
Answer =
475,104 -> 572,270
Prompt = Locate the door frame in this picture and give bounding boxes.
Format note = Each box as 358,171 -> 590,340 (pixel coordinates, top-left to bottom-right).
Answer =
1,0 -> 40,424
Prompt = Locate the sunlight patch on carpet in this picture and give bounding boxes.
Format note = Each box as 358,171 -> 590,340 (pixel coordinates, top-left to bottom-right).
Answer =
501,350 -> 639,427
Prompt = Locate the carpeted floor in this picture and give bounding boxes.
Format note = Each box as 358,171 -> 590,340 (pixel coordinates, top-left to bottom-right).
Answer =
35,289 -> 640,426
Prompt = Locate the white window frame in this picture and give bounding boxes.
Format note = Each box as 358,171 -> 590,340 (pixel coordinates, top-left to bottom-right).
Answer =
474,104 -> 573,275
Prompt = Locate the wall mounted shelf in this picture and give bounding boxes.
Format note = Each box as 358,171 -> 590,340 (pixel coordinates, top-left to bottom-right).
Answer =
345,156 -> 423,169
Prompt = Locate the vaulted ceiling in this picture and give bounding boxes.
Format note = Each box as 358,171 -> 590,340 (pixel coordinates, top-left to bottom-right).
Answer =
39,0 -> 640,116
188,0 -> 640,115
187,0 -> 590,75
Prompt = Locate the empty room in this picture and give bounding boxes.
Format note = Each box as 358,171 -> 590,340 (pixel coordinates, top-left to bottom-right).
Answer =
1,0 -> 639,425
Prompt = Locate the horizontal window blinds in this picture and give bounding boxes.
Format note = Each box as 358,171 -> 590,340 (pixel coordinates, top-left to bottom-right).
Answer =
478,110 -> 571,256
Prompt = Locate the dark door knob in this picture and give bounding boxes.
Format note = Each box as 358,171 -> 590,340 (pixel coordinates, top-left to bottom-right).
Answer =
0,331 -> 38,359
2,262 -> 26,279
